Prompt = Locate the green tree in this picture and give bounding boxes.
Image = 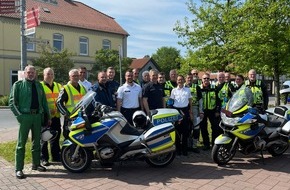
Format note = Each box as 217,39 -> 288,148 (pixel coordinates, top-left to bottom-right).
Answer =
174,0 -> 243,73
92,49 -> 132,83
229,0 -> 290,104
32,48 -> 74,84
174,0 -> 290,105
151,46 -> 181,78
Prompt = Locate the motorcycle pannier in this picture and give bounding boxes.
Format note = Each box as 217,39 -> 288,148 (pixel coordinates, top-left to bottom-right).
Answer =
143,123 -> 175,152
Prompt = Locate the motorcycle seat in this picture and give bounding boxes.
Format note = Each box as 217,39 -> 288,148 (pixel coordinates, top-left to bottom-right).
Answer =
273,106 -> 287,117
120,123 -> 141,136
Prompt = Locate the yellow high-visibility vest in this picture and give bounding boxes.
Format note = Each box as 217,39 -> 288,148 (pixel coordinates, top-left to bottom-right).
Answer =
63,83 -> 87,112
245,80 -> 263,104
41,81 -> 62,118
200,85 -> 216,110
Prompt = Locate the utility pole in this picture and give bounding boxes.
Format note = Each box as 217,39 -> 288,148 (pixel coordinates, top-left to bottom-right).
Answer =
20,0 -> 26,70
118,45 -> 122,84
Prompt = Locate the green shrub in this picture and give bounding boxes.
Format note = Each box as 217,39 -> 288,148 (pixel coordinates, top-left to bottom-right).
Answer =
0,96 -> 9,106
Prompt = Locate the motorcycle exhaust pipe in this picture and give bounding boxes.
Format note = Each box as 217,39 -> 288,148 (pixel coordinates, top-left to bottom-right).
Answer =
266,139 -> 288,148
146,146 -> 176,158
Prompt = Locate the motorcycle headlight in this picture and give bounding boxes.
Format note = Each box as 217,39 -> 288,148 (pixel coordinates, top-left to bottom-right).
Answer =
221,112 -> 241,126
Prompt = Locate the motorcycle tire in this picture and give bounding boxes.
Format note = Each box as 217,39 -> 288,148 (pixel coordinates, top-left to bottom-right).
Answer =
61,145 -> 93,173
268,143 -> 289,157
212,144 -> 236,165
145,152 -> 175,168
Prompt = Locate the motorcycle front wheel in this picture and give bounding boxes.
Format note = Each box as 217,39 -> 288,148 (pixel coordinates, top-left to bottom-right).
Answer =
145,152 -> 175,168
212,144 -> 236,165
61,145 -> 92,173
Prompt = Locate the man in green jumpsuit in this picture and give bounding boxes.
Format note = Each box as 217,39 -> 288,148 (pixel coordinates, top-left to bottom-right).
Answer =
9,65 -> 51,179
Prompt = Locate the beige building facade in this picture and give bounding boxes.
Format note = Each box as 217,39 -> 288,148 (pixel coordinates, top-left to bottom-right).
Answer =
0,0 -> 129,95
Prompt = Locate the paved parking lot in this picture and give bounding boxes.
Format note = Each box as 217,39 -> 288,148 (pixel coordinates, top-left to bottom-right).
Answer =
1,148 -> 290,190
1,107 -> 290,190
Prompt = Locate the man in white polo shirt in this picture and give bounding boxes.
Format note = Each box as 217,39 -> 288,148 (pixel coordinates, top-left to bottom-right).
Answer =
78,66 -> 92,91
117,70 -> 143,125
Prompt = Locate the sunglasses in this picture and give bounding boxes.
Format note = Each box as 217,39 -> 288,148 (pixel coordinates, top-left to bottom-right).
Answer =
192,73 -> 198,75
203,78 -> 210,80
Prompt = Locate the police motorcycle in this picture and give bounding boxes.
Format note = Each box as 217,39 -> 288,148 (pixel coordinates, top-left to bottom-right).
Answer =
271,80 -> 290,118
61,91 -> 182,173
211,86 -> 290,165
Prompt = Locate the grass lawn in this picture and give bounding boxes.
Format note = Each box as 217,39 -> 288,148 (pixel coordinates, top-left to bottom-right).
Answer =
0,136 -> 64,165
0,140 -> 32,164
0,121 -> 213,164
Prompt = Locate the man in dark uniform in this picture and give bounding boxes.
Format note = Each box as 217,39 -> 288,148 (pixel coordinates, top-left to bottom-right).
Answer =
142,69 -> 165,115
90,71 -> 115,107
106,67 -> 120,108
200,73 -> 221,150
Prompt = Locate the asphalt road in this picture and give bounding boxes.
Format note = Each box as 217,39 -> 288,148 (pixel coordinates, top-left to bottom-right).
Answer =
0,96 -> 276,131
0,108 -> 18,131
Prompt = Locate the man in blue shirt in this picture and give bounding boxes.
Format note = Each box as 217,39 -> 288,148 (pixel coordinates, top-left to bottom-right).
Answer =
91,71 -> 114,107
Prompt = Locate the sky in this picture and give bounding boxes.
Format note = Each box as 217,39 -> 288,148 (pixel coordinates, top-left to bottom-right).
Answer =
78,0 -> 194,58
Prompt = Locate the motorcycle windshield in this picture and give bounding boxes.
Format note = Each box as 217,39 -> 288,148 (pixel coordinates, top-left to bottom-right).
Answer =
227,86 -> 253,113
70,91 -> 96,116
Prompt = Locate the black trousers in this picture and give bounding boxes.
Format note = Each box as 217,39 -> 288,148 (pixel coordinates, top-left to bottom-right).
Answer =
174,107 -> 190,154
62,116 -> 70,140
200,109 -> 222,147
41,117 -> 61,161
121,107 -> 140,125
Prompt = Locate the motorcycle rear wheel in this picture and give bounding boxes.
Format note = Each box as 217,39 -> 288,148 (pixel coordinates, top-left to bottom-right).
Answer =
212,144 -> 236,165
61,145 -> 92,173
145,152 -> 175,167
268,143 -> 289,157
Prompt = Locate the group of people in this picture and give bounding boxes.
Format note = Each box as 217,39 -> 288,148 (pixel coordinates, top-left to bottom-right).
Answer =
9,64 -> 269,179
115,68 -> 268,156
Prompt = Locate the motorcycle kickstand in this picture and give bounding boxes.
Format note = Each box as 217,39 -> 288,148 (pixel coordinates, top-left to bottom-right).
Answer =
116,161 -> 123,176
260,145 -> 265,165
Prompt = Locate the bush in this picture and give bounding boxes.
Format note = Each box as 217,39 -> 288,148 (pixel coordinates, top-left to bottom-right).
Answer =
0,96 -> 9,106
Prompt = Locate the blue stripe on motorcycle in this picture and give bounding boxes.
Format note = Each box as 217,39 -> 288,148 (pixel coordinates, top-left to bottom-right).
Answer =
102,119 -> 118,128
238,113 -> 254,123
72,125 -> 109,144
242,126 -> 264,136
148,126 -> 172,137
148,136 -> 172,149
72,116 -> 85,125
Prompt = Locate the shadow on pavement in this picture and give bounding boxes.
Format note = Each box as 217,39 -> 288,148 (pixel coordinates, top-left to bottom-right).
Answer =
26,157 -> 243,186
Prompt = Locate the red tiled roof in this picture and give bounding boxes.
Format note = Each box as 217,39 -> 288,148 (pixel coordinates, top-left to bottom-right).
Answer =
2,0 -> 129,36
130,58 -> 150,69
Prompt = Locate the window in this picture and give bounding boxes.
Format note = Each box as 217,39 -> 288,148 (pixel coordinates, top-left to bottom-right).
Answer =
11,70 -> 18,86
79,37 -> 88,55
26,34 -> 35,51
53,33 -> 63,52
102,39 -> 111,49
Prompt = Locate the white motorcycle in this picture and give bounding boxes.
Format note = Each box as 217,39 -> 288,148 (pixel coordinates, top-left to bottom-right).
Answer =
61,91 -> 183,173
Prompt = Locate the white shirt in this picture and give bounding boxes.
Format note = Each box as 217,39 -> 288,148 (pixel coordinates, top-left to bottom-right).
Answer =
79,79 -> 92,91
117,82 -> 142,108
170,86 -> 192,108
